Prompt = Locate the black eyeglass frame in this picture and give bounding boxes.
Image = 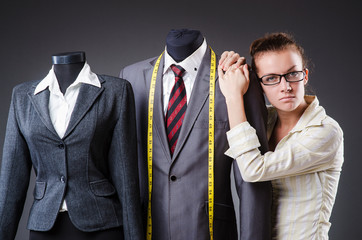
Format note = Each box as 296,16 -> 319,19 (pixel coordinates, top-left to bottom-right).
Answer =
258,70 -> 306,86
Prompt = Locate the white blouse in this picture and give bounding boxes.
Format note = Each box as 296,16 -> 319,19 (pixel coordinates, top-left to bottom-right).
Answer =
225,96 -> 344,239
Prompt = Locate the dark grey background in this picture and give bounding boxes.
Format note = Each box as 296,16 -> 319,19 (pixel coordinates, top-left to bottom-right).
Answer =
1,0 -> 361,239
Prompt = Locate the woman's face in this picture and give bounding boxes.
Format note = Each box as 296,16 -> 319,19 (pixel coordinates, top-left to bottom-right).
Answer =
255,49 -> 308,113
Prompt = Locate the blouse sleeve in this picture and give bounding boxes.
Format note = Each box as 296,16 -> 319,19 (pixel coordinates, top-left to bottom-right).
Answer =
225,121 -> 343,182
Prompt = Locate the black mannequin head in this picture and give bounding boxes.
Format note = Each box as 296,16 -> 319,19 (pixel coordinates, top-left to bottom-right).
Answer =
52,51 -> 86,94
166,29 -> 204,62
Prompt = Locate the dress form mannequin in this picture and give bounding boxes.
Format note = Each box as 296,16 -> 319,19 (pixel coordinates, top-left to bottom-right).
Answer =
118,28 -> 272,240
166,29 -> 204,62
0,50 -> 143,240
52,51 -> 86,94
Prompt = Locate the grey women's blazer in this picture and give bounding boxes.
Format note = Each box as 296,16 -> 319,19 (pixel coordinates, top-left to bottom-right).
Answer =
119,48 -> 272,240
0,75 -> 143,240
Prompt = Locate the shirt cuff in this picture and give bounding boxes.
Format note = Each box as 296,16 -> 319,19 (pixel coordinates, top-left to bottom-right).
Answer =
225,121 -> 261,158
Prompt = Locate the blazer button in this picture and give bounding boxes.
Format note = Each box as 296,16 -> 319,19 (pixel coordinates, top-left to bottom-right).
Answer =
58,143 -> 65,149
170,175 -> 177,181
60,176 -> 66,183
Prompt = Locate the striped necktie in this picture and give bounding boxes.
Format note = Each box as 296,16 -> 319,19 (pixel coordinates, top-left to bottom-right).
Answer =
166,65 -> 187,155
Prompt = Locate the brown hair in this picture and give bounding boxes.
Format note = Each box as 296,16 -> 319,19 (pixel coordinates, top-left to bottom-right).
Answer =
250,32 -> 309,73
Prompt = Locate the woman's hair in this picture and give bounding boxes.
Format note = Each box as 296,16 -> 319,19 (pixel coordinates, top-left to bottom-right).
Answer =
250,32 -> 309,72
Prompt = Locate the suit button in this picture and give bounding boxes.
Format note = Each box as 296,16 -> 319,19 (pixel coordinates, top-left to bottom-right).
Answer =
60,176 -> 66,183
170,175 -> 177,181
58,143 -> 65,149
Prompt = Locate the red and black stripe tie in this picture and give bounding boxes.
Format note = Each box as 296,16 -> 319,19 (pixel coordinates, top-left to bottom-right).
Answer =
166,64 -> 187,155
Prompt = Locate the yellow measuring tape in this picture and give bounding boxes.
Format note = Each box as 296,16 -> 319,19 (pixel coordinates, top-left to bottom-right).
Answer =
147,48 -> 216,240
146,51 -> 164,240
208,48 -> 216,240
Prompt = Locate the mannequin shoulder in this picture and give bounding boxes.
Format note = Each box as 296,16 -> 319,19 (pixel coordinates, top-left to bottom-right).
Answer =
120,56 -> 159,78
97,74 -> 134,94
122,56 -> 158,70
12,79 -> 41,95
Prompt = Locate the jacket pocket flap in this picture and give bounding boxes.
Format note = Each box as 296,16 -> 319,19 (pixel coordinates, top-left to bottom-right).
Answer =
205,201 -> 234,221
33,182 -> 46,200
90,179 -> 116,197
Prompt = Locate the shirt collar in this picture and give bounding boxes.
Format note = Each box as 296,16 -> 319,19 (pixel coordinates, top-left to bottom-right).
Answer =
267,96 -> 327,135
163,38 -> 207,78
292,95 -> 326,132
34,62 -> 101,95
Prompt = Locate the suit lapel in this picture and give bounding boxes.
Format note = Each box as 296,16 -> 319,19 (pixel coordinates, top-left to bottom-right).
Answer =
148,55 -> 173,161
63,78 -> 105,139
172,48 -> 218,160
27,87 -> 59,138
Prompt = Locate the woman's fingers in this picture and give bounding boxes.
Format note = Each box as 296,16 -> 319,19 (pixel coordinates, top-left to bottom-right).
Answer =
219,51 -> 246,71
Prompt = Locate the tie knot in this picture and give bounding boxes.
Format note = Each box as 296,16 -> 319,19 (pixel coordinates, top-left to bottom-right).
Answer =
171,65 -> 185,78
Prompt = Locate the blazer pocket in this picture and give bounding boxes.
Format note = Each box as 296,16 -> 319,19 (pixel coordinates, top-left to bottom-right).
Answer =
205,201 -> 234,221
90,179 -> 116,197
33,182 -> 46,200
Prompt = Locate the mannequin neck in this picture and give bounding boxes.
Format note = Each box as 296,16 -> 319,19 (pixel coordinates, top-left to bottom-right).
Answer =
52,52 -> 86,94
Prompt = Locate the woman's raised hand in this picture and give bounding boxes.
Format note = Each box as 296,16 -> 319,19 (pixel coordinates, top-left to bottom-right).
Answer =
218,51 -> 250,100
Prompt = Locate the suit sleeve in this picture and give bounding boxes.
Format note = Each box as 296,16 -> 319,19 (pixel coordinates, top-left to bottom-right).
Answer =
233,72 -> 272,240
108,80 -> 144,240
0,88 -> 32,240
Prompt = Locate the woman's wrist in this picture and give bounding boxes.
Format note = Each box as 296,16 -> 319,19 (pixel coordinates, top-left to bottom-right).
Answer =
225,94 -> 247,128
224,93 -> 244,106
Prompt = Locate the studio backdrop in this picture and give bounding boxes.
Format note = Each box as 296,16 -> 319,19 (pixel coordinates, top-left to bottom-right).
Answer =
0,0 -> 361,239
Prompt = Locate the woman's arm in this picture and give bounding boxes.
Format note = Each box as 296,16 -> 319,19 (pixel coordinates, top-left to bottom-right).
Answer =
218,58 -> 250,129
226,121 -> 343,182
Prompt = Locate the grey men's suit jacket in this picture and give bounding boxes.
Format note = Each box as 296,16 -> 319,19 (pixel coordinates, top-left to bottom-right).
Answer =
0,75 -> 143,240
119,48 -> 272,240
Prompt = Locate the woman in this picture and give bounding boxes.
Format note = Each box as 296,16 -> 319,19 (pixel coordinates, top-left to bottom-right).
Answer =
218,33 -> 343,239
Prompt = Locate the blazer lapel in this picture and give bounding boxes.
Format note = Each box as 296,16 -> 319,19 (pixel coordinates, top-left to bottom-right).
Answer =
27,87 -> 59,138
172,48 -> 218,160
148,55 -> 173,161
63,78 -> 105,139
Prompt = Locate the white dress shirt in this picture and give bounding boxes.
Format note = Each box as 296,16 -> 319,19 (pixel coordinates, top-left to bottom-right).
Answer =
162,39 -> 207,115
34,62 -> 101,211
